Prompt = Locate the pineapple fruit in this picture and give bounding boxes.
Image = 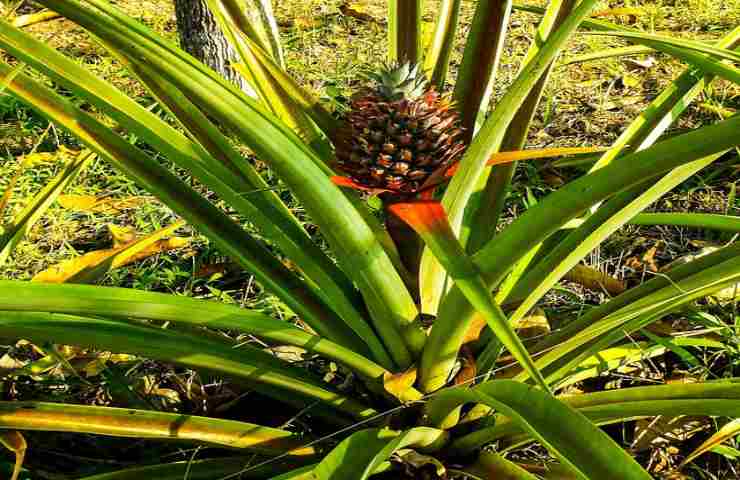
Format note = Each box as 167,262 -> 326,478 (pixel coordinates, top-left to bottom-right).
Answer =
335,62 -> 466,196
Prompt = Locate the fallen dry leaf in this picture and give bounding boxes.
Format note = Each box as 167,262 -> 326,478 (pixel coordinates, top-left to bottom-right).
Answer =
12,10 -> 61,28
33,221 -> 188,283
57,194 -> 149,214
626,244 -> 661,273
564,264 -> 626,295
338,2 -> 377,23
462,312 -> 488,345
624,57 -> 656,69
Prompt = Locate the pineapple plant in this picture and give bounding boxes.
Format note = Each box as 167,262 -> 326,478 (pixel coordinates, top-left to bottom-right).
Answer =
334,62 -> 465,196
1,0 -> 740,478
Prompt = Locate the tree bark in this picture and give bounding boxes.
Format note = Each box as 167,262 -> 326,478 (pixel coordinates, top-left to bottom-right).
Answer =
174,0 -> 251,92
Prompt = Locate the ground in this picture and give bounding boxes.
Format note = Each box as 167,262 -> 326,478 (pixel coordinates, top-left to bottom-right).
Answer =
0,0 -> 739,478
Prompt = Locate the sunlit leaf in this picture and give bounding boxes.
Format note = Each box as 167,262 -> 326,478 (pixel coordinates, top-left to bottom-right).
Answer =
0,401 -> 314,456
427,380 -> 652,479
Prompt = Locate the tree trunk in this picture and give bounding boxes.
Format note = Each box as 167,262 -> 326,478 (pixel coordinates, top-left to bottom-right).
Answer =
174,0 -> 251,92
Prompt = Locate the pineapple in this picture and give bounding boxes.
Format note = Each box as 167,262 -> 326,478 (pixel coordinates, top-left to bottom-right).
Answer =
334,62 -> 466,196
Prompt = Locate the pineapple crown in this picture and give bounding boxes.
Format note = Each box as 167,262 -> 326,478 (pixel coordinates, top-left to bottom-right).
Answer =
365,61 -> 430,101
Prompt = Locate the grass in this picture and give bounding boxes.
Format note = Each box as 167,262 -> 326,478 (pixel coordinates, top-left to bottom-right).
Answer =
1,0 -> 740,477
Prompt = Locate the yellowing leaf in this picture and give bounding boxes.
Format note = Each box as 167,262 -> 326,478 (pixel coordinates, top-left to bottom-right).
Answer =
445,146 -> 607,177
57,194 -> 148,214
383,366 -> 419,402
33,220 -> 188,283
453,346 -> 477,386
699,102 -> 737,119
0,431 -> 26,480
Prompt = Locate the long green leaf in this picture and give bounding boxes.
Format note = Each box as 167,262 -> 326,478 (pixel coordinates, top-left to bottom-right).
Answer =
584,30 -> 740,64
41,0 -> 423,366
531,241 -> 740,356
389,201 -> 547,392
451,380 -> 740,454
426,114 -> 740,392
426,380 -> 652,480
505,153 -> 722,350
461,0 -> 577,255
419,0 -> 514,314
0,59 -> 372,356
0,280 -> 392,383
501,29 -> 740,333
682,418 -> 740,467
3,6 -> 380,361
561,44 -> 655,64
453,0 -> 512,137
95,28 -> 390,369
629,212 -> 740,232
0,18 -> 264,194
423,0 -> 462,88
210,0 -> 284,67
312,427 -> 447,480
420,0 -> 598,319
528,245 -> 740,385
440,0 -> 597,243
0,19 -> 379,357
516,3 -> 740,86
0,311 -> 376,421
0,402 -> 314,456
557,338 -> 722,390
229,33 -> 338,137
205,0 -> 333,157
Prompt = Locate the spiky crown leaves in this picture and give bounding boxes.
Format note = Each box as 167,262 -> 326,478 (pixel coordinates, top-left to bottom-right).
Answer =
365,61 -> 429,101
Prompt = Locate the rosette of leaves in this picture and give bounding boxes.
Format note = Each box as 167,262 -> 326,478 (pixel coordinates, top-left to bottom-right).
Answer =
0,0 -> 739,478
